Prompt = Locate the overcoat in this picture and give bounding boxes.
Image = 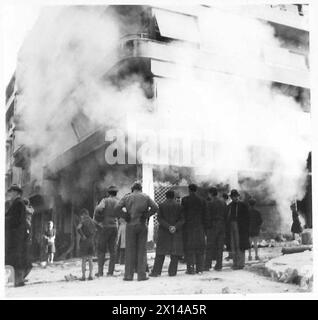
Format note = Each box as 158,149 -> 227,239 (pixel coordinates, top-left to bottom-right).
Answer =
5,197 -> 30,271
181,194 -> 207,251
156,199 -> 184,256
226,201 -> 250,251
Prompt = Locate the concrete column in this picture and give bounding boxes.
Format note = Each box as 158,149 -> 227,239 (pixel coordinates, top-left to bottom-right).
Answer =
142,163 -> 155,242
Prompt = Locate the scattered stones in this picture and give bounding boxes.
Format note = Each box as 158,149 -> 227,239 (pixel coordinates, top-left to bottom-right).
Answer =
265,251 -> 313,291
222,287 -> 231,294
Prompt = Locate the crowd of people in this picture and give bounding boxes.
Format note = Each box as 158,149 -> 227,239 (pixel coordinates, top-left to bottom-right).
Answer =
6,180 -> 276,286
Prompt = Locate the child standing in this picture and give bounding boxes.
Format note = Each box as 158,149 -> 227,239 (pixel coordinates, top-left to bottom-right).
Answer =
44,221 -> 56,264
77,208 -> 97,281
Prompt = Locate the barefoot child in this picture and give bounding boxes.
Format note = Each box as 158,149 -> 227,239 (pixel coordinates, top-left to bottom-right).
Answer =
77,208 -> 97,281
44,221 -> 56,264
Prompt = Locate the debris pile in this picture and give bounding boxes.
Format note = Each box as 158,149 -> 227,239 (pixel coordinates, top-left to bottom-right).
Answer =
264,250 -> 313,291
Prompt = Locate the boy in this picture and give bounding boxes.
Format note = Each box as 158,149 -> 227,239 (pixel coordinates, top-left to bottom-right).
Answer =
44,221 -> 56,264
77,209 -> 97,281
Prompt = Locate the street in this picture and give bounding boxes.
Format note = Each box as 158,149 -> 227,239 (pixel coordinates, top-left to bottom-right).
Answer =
6,246 -> 308,297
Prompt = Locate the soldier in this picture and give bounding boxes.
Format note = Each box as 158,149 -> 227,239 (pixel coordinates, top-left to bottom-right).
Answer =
181,184 -> 207,275
94,186 -> 119,277
116,182 -> 158,281
204,187 -> 227,271
5,184 -> 30,287
149,190 -> 184,277
226,189 -> 250,270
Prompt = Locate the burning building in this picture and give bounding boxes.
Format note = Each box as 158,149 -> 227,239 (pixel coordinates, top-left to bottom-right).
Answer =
5,4 -> 311,260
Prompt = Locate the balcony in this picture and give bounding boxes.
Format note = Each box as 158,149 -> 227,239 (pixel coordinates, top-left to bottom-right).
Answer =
119,35 -> 309,88
215,4 -> 309,31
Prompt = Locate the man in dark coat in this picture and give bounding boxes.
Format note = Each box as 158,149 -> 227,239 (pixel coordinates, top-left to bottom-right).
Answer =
94,186 -> 119,277
226,189 -> 250,270
5,184 -> 30,287
116,182 -> 158,281
248,198 -> 263,261
204,187 -> 227,271
150,190 -> 184,277
181,184 -> 207,274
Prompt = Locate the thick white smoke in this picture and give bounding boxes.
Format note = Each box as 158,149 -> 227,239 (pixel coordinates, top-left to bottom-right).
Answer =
15,5 -> 310,232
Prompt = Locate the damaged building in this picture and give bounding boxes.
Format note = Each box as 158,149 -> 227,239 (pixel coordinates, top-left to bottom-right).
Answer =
5,4 -> 311,261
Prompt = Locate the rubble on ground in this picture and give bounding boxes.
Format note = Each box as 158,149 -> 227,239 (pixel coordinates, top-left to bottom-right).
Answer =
264,250 -> 313,291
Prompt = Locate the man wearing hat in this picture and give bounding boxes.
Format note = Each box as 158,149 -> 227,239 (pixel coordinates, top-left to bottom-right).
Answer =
116,182 -> 158,281
5,184 -> 30,286
226,189 -> 250,270
94,185 -> 120,277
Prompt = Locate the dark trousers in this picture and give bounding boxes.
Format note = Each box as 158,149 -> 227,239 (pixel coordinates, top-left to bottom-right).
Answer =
205,226 -> 225,269
125,223 -> 148,280
97,226 -> 118,275
230,221 -> 245,268
186,249 -> 204,273
152,254 -> 179,276
116,247 -> 126,265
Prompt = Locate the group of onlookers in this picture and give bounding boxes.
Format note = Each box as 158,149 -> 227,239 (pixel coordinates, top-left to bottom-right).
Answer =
6,180 -> 280,286
74,182 -> 264,281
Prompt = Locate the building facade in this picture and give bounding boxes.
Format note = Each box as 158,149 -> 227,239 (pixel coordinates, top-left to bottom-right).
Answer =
5,4 -> 311,260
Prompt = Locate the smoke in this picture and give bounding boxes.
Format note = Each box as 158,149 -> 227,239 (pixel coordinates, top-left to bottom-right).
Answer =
15,6 -> 150,181
15,5 -> 310,232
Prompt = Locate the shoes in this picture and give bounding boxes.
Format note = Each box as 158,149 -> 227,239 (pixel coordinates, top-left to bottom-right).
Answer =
255,256 -> 260,260
214,265 -> 222,271
168,274 -> 176,277
88,276 -> 93,281
149,273 -> 159,277
80,276 -> 86,281
123,277 -> 133,281
232,266 -> 244,270
185,270 -> 195,275
248,256 -> 253,261
106,273 -> 113,277
15,282 -> 25,287
196,272 -> 203,275
137,277 -> 149,281
95,272 -> 103,277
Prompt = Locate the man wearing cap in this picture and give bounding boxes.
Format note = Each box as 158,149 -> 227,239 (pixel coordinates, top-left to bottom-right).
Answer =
204,187 -> 227,271
94,185 -> 120,277
5,184 -> 30,286
226,189 -> 250,270
116,182 -> 158,281
181,184 -> 207,275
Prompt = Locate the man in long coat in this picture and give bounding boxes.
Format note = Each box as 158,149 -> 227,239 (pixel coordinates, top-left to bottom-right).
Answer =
116,182 -> 158,281
226,189 -> 250,269
5,184 -> 30,287
204,187 -> 227,271
94,186 -> 119,277
150,190 -> 184,277
181,184 -> 207,274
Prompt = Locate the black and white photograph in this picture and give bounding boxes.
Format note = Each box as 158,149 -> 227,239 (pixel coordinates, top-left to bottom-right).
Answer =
1,1 -> 317,300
